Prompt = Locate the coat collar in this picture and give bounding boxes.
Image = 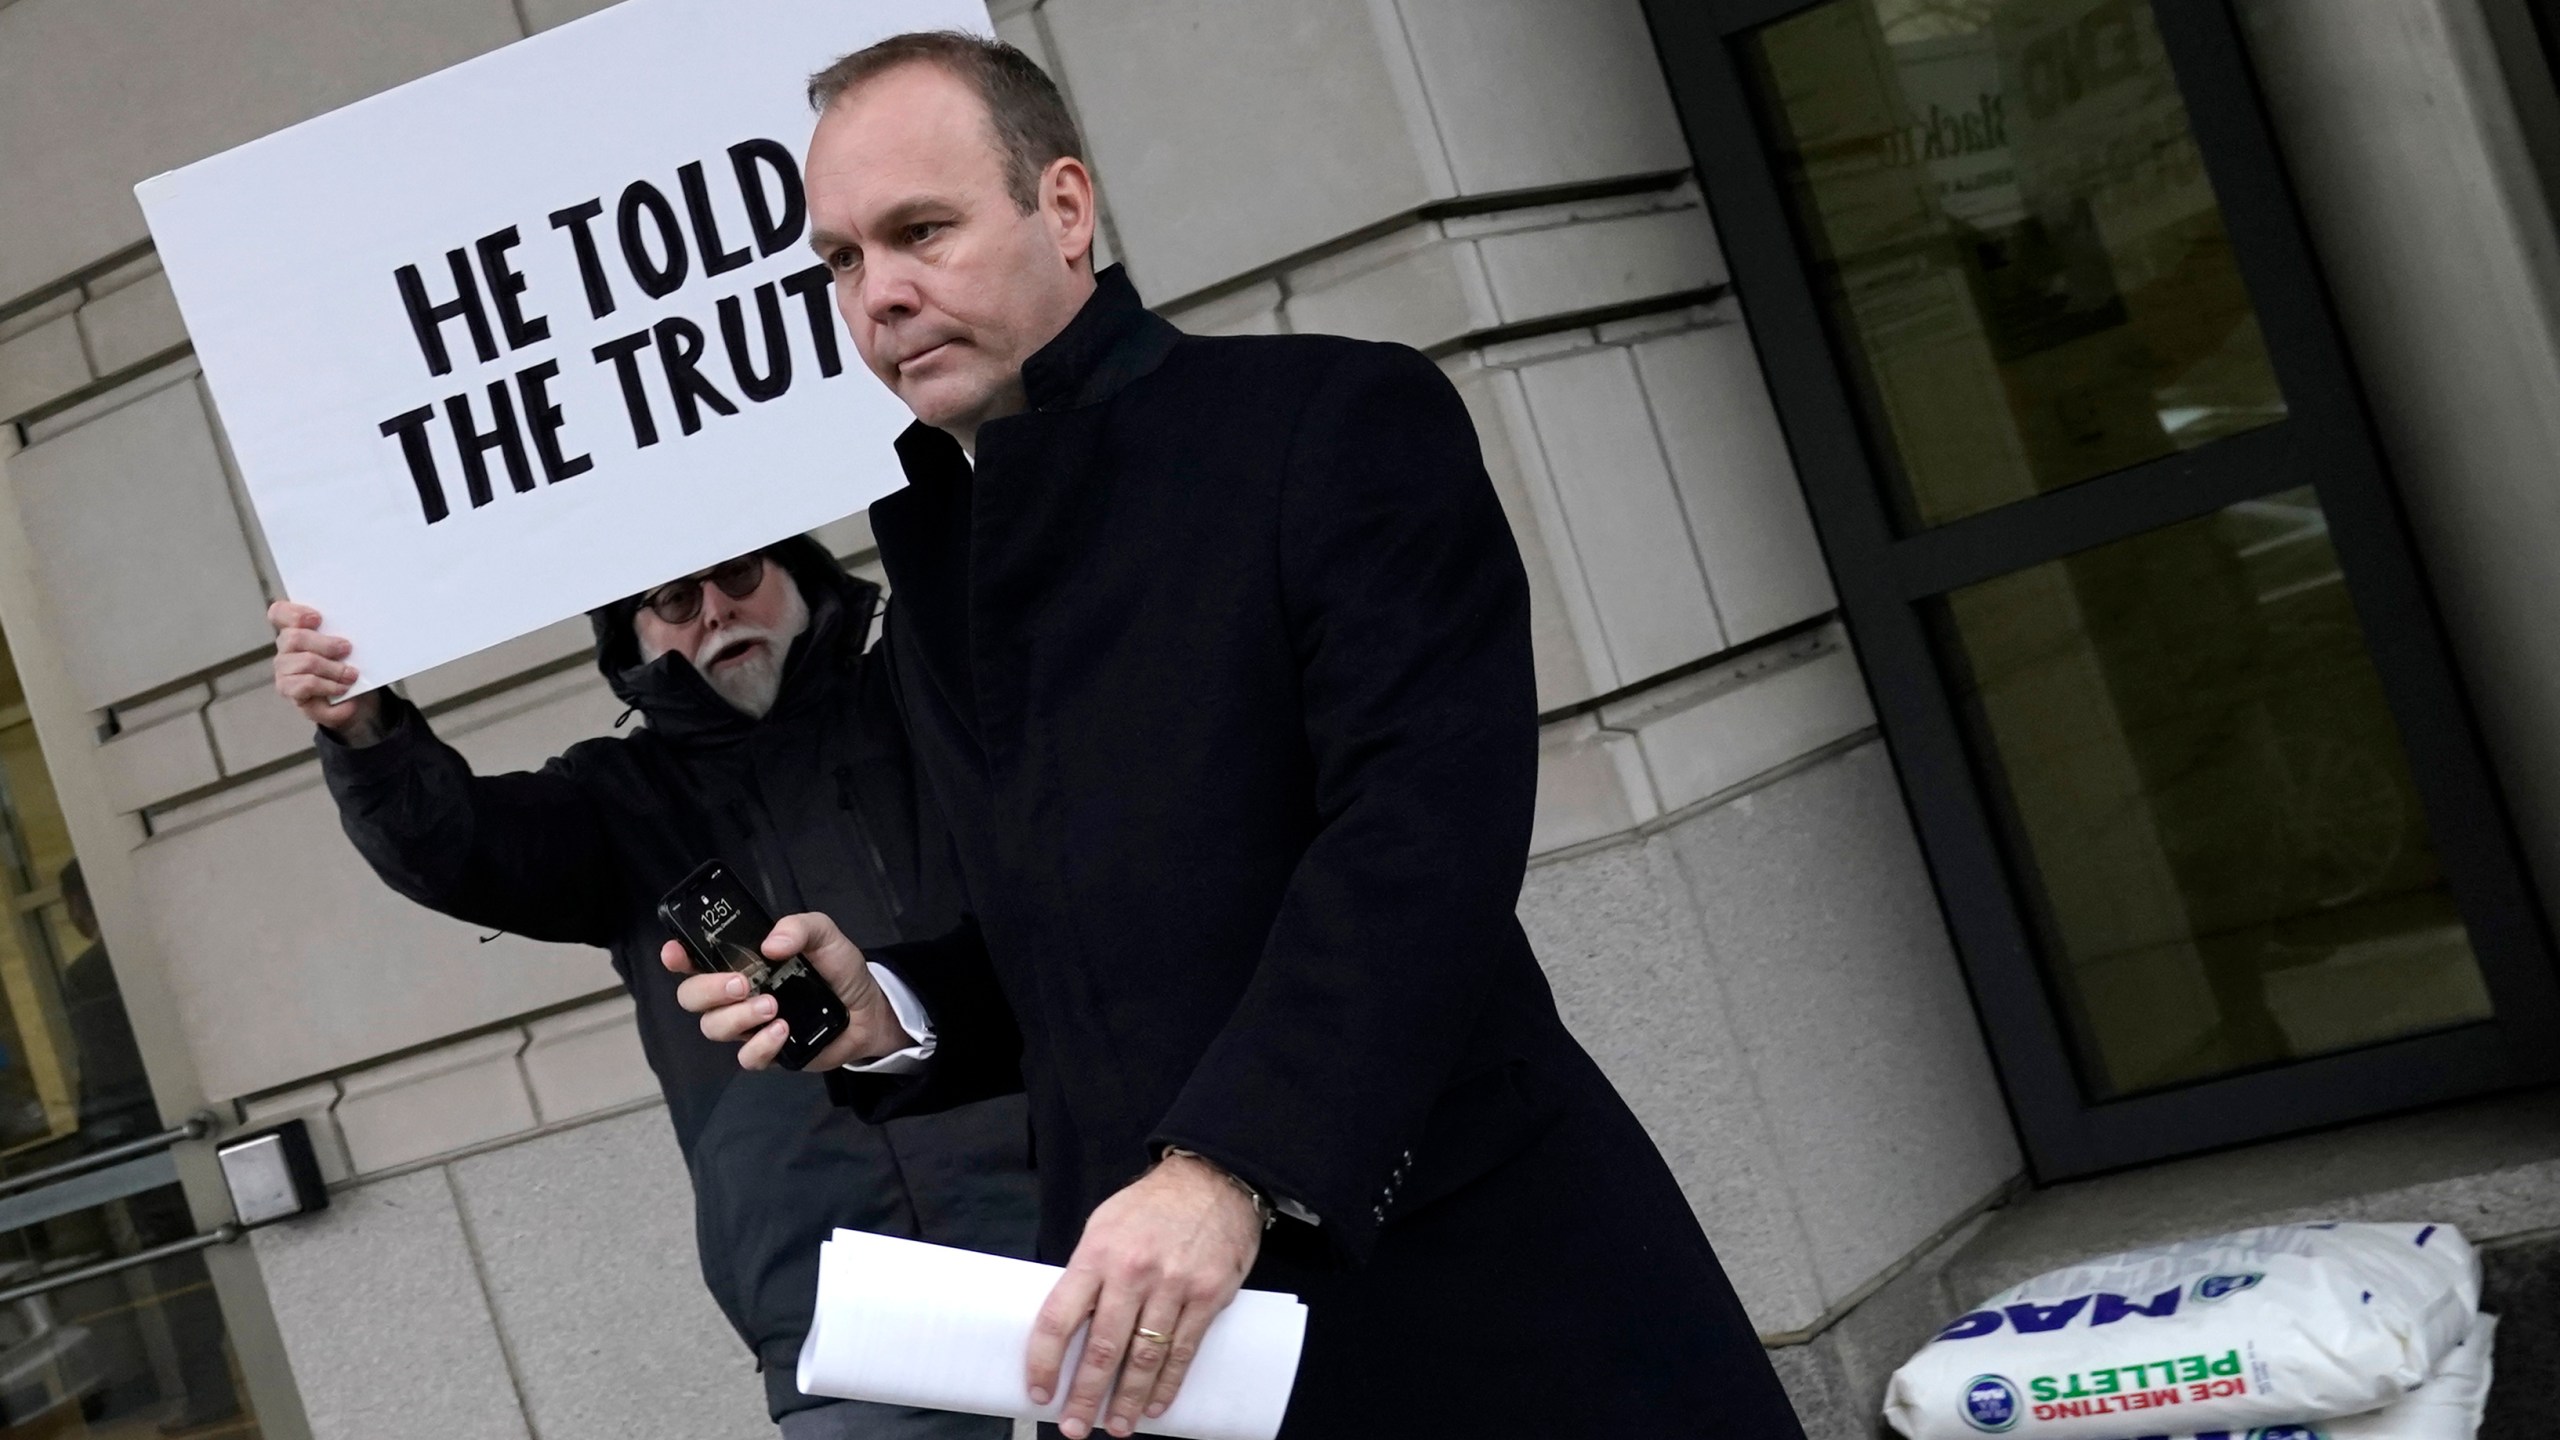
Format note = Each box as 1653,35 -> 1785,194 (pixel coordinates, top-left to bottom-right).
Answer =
1020,263 -> 1180,413
889,263 -> 1179,480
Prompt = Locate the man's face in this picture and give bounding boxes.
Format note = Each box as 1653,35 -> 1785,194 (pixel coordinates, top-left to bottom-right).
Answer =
804,62 -> 1096,441
633,555 -> 810,718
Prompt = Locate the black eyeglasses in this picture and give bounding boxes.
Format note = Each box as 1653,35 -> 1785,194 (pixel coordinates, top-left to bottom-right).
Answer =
640,554 -> 767,625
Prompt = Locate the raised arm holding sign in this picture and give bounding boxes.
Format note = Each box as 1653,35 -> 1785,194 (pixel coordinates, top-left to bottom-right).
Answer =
270,534 -> 1039,1440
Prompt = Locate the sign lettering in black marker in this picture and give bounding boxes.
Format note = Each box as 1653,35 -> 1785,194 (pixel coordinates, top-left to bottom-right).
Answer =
373,137 -> 826,524
588,264 -> 840,448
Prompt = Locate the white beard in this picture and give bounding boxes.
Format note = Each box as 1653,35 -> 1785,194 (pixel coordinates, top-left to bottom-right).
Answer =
638,580 -> 811,719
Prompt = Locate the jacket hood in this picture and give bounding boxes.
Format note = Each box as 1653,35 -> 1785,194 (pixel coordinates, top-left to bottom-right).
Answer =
587,534 -> 879,746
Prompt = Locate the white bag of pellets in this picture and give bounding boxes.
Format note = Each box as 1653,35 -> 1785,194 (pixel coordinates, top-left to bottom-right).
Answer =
1883,1222 -> 2478,1440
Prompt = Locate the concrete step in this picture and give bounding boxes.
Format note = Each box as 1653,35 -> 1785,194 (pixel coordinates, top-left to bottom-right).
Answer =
2481,1228 -> 2559,1440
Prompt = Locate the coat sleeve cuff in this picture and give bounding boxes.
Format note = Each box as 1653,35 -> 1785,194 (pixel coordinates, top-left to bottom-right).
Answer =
1147,1127 -> 1369,1258
820,924 -> 1022,1120
838,963 -> 936,1074
313,693 -> 430,784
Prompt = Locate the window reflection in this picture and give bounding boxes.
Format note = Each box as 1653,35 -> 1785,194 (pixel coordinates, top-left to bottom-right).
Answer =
0,1183 -> 248,1436
0,636 -> 255,1436
1941,489 -> 2492,1097
1751,0 -> 2289,527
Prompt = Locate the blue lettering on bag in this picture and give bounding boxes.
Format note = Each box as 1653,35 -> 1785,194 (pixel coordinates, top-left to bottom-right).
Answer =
2091,1287 -> 2181,1324
2001,1297 -> 2090,1333
1936,1286 -> 2201,1341
1936,1311 -> 2004,1341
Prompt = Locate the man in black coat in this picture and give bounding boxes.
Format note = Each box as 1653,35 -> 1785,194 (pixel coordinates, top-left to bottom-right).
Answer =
675,31 -> 1806,1440
269,536 -> 1036,1439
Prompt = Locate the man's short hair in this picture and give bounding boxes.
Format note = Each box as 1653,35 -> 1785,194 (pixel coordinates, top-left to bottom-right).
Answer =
807,31 -> 1086,214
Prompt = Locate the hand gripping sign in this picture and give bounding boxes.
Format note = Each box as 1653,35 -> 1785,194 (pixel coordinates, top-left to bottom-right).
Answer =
1883,1223 -> 2480,1440
138,0 -> 990,694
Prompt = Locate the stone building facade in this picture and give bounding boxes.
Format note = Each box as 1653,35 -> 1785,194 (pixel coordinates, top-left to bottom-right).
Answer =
4,1 -> 2560,1437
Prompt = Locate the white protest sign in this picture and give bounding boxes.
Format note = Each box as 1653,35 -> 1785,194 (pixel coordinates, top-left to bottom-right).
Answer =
138,0 -> 990,693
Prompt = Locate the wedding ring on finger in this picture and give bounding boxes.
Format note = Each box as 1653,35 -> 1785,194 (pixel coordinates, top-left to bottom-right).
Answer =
1133,1327 -> 1172,1346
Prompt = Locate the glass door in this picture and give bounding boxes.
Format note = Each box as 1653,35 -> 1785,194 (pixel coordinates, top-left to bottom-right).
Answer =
1645,0 -> 2560,1176
0,635 -> 258,1438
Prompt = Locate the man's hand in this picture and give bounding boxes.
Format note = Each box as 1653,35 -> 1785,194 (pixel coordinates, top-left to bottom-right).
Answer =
1030,1152 -> 1264,1438
268,601 -> 386,743
663,910 -> 909,1071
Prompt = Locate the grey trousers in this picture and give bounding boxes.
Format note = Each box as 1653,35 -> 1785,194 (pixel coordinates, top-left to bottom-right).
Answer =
777,1400 -> 1012,1440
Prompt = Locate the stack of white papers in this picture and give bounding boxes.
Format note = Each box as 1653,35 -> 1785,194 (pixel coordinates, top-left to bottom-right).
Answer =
797,1231 -> 1309,1440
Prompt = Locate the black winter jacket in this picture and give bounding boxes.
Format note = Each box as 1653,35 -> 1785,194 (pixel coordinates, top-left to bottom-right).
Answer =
317,537 -> 1036,1420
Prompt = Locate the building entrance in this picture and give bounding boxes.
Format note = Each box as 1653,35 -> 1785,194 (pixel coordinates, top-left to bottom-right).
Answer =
0,633 -> 255,1438
1648,0 -> 2560,1176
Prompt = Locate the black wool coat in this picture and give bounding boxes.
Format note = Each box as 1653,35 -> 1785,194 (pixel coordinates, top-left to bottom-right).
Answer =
317,539 -> 1035,1423
834,268 -> 1804,1436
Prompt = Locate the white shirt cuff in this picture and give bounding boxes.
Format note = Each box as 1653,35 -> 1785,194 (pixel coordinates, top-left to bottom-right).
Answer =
840,963 -> 936,1075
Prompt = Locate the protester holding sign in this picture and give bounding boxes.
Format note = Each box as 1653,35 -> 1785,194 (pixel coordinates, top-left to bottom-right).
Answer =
272,535 -> 1035,1440
669,33 -> 1805,1440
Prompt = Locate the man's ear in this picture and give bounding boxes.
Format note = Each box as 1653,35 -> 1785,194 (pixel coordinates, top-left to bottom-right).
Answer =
1041,156 -> 1098,271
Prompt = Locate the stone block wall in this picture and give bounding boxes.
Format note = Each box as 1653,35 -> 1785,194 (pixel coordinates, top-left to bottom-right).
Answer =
246,1095 -> 772,1440
231,996 -> 777,1440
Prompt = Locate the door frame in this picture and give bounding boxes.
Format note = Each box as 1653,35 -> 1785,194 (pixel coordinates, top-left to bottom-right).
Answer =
1641,0 -> 2560,1178
0,432 -> 314,1438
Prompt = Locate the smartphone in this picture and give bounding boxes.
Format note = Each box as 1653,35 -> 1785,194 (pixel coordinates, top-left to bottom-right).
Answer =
657,860 -> 849,1071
